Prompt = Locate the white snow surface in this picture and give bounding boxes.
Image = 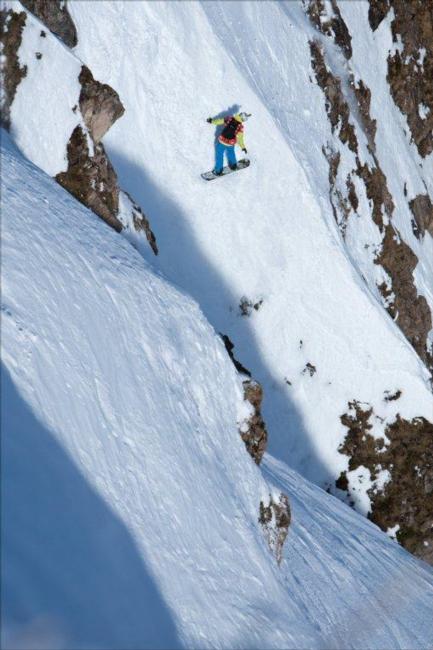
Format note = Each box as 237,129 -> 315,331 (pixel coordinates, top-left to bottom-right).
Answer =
3,129 -> 433,650
65,0 -> 433,501
6,0 -> 82,175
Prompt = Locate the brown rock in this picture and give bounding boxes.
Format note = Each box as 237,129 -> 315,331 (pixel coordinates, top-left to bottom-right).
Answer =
375,223 -> 432,370
368,0 -> 391,31
241,379 -> 268,465
353,79 -> 377,152
305,0 -> 352,59
355,161 -> 394,229
310,41 -> 358,153
409,194 -> 433,239
338,400 -> 433,564
123,190 -> 158,255
56,125 -> 123,233
259,493 -> 291,564
20,0 -> 77,48
386,0 -> 433,158
79,66 -> 125,144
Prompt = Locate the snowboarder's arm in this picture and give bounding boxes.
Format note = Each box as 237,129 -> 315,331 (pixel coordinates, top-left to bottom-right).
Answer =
209,117 -> 225,125
236,131 -> 246,150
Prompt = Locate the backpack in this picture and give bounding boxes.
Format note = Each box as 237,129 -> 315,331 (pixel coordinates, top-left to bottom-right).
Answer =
220,117 -> 242,144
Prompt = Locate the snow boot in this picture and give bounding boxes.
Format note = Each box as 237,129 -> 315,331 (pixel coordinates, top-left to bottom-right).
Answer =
229,163 -> 238,171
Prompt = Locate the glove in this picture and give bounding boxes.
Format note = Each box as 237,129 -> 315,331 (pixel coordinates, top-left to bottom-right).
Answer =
207,117 -> 213,123
242,148 -> 248,154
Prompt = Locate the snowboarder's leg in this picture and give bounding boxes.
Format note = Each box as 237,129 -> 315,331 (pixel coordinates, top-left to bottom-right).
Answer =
214,142 -> 225,174
227,145 -> 238,170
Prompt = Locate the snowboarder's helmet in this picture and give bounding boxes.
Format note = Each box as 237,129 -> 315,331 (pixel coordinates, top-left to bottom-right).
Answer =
239,112 -> 251,121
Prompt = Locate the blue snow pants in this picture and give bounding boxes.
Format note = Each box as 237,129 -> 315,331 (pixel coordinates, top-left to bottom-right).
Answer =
214,141 -> 237,173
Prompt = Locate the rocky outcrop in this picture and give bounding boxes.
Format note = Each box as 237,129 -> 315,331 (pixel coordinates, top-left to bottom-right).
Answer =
337,400 -> 433,564
310,41 -> 358,153
259,494 -> 291,564
353,79 -> 377,153
306,0 -> 352,59
309,5 -> 433,378
2,4 -> 157,255
52,65 -> 130,233
367,0 -> 390,32
56,125 -> 123,233
386,1 -> 433,158
79,66 -> 125,144
409,194 -> 433,239
120,190 -> 158,256
20,0 -> 77,48
241,380 -> 268,465
375,225 -> 432,369
220,334 -> 268,464
0,8 -> 27,130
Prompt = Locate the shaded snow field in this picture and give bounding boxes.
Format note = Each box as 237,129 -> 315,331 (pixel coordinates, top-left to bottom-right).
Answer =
2,129 -> 433,650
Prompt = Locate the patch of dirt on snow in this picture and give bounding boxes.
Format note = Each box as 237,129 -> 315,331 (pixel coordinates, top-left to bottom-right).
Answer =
259,493 -> 291,565
386,0 -> 433,158
0,9 -> 27,130
20,0 -> 77,48
409,193 -> 433,239
338,400 -> 433,564
305,0 -> 352,59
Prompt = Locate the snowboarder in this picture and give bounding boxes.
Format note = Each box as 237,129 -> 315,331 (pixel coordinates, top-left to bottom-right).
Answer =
206,112 -> 251,175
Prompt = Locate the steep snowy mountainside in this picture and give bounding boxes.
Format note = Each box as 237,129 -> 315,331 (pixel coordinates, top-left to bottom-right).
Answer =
68,0 -> 433,559
3,130 -> 433,650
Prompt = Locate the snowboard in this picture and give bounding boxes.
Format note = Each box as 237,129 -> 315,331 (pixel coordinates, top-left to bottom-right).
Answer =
201,158 -> 250,181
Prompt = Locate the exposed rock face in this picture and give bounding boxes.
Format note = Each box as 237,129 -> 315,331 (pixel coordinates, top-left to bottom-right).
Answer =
54,66 -> 128,231
368,0 -> 391,32
259,494 -> 291,564
375,225 -> 433,369
20,0 -> 77,48
355,161 -> 394,228
309,4 -> 433,377
386,0 -> 433,158
79,66 -> 125,144
409,194 -> 433,239
353,79 -> 377,152
338,400 -> 433,564
310,41 -> 358,153
56,125 -> 123,233
0,9 -> 27,130
121,190 -> 158,256
220,333 -> 252,377
219,334 -> 268,464
306,0 -> 352,59
241,380 -> 268,465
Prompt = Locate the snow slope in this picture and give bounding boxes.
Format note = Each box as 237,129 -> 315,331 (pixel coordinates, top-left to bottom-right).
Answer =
3,129 -> 433,649
68,0 -> 433,505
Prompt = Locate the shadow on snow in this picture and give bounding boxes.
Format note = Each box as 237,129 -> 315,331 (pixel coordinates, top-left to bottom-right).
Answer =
1,363 -> 181,650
